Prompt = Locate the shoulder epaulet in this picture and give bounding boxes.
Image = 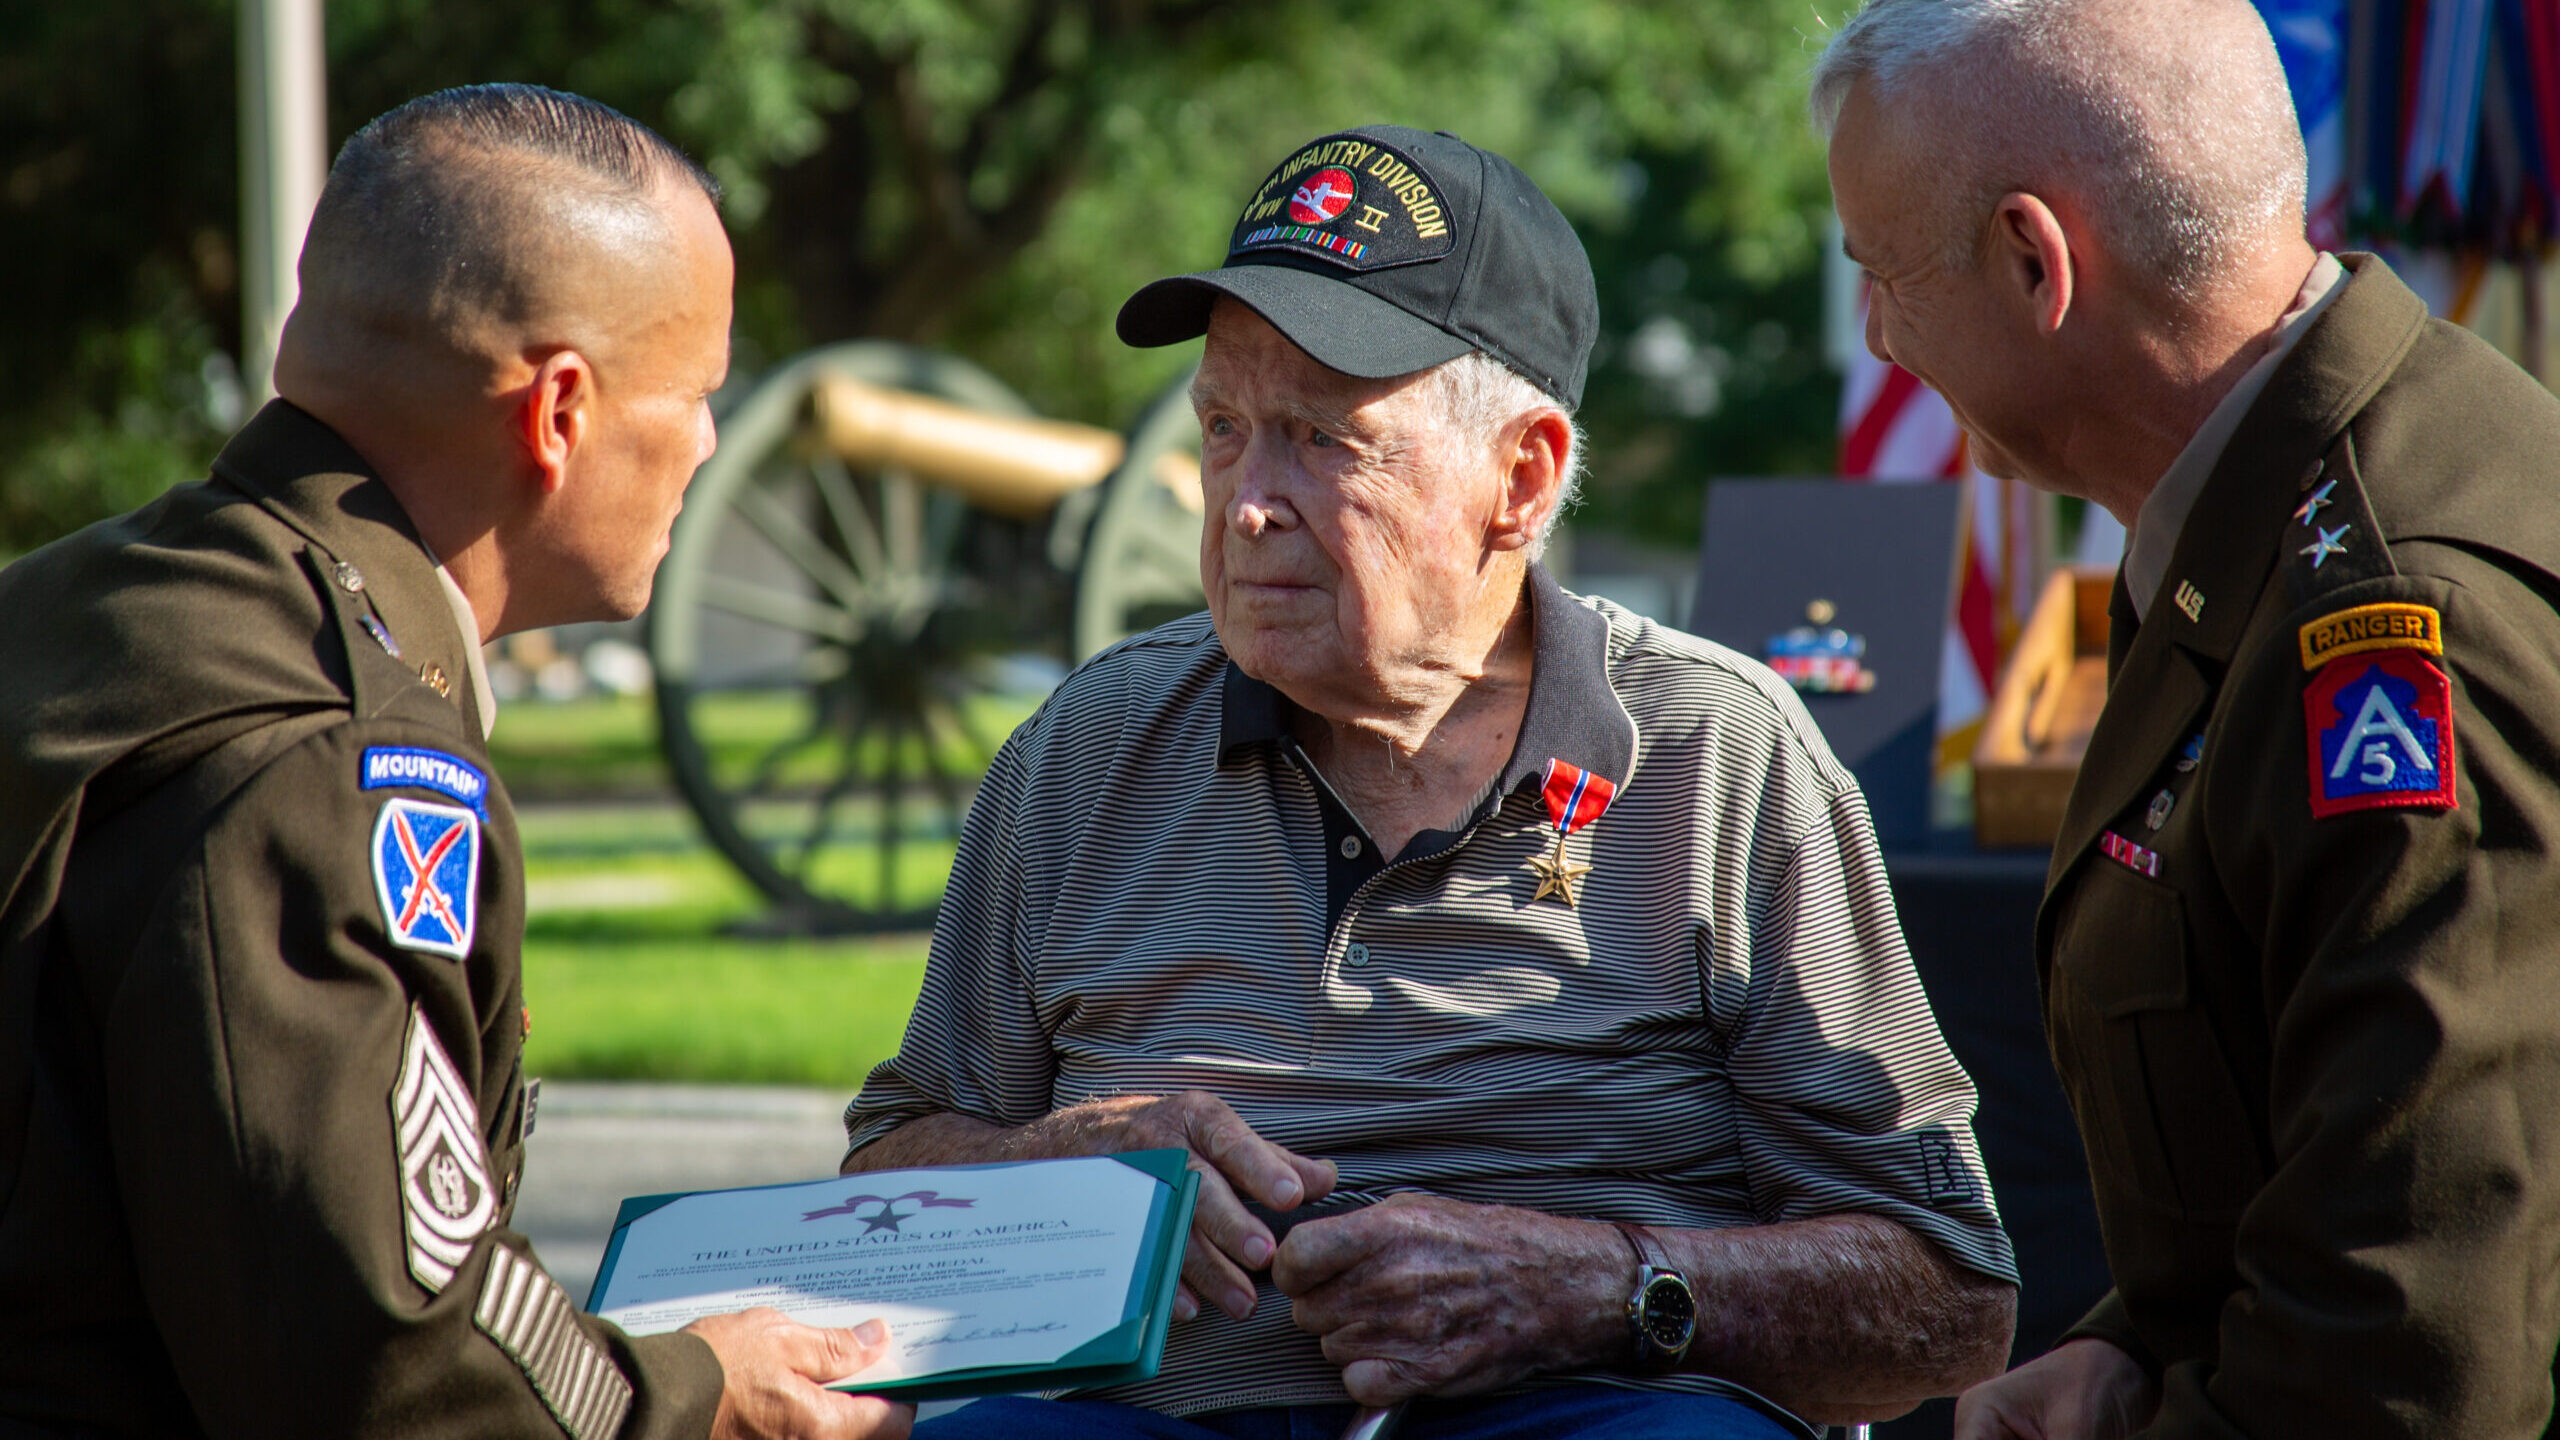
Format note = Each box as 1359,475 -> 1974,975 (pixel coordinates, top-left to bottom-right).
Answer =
2283,428 -> 2397,609
2286,428 -> 2459,819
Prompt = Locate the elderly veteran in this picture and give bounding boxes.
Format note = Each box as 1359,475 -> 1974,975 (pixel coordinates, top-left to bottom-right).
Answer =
0,85 -> 904,1440
1818,2 -> 2560,1437
843,124 -> 2018,1440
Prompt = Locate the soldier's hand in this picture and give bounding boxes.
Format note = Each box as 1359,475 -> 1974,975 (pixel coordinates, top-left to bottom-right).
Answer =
687,1308 -> 914,1440
1954,1339 -> 2157,1440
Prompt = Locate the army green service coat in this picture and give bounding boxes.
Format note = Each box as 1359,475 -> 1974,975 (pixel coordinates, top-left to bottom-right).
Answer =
0,403 -> 721,1438
2042,254 -> 2560,1436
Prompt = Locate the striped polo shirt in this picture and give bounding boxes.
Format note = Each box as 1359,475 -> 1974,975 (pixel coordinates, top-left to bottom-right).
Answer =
846,565 -> 2015,1419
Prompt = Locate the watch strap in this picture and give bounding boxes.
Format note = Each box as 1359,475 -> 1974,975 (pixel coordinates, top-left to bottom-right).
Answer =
1613,1219 -> 1671,1273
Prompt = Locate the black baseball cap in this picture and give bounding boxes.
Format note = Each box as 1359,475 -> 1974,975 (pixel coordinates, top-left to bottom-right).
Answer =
1116,125 -> 1599,409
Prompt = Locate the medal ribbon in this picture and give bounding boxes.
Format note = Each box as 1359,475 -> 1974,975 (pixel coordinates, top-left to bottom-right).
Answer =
1539,759 -> 1616,837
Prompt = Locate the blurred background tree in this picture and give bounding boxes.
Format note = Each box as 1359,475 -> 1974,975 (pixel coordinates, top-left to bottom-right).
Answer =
0,0 -> 1843,557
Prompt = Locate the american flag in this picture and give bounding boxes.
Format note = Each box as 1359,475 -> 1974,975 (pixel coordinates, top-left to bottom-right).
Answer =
1836,287 -> 2038,767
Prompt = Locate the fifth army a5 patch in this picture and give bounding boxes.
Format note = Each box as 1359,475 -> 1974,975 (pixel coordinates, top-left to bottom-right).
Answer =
2300,602 -> 2457,819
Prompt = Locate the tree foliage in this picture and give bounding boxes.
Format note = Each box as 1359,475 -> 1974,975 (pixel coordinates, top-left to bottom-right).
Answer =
0,0 -> 1848,555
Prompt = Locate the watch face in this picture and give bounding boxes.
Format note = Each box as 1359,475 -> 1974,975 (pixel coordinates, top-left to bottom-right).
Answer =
1639,1273 -> 1696,1348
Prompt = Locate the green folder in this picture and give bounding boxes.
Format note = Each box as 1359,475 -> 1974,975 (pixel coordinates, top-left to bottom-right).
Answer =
586,1150 -> 1200,1402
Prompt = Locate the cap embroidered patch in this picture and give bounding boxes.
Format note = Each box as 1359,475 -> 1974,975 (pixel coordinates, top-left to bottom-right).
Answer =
2304,652 -> 2458,818
373,798 -> 481,958
394,1005 -> 497,1292
361,745 -> 490,818
2299,602 -> 2442,670
1230,134 -> 1457,273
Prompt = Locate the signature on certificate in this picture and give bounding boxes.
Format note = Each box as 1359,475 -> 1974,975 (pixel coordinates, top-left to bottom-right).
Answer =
912,1320 -> 1076,1348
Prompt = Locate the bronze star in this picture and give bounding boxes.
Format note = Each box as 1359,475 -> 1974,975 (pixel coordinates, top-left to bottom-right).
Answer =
1529,832 -> 1593,907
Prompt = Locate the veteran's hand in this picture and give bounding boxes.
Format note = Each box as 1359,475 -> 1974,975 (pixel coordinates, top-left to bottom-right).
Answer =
1953,1339 -> 2158,1440
1270,1192 -> 1621,1406
1030,1089 -> 1336,1323
688,1308 -> 914,1440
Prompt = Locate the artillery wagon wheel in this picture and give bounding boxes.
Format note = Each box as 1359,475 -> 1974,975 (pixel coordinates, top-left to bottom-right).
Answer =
647,341 -> 1064,932
1072,366 -> 1209,661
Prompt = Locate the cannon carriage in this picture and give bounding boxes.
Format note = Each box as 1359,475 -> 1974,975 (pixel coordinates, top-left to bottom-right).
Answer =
646,342 -> 1207,931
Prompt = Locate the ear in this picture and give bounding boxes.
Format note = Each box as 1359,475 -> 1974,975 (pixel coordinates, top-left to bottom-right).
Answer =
1988,192 -> 2075,336
516,349 -> 596,495
1488,409 -> 1572,553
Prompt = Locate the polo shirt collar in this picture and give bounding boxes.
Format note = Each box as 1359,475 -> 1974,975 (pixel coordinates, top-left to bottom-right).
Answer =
1217,561 -> 1637,797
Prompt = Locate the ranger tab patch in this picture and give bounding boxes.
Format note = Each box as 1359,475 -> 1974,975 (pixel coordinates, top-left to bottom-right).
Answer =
373,798 -> 481,958
2298,601 -> 2442,670
1228,133 -> 1457,273
394,1005 -> 498,1292
361,745 -> 489,817
2304,651 -> 2458,818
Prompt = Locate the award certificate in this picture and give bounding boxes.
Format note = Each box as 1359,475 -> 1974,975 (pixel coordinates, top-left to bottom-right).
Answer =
585,1151 -> 1198,1399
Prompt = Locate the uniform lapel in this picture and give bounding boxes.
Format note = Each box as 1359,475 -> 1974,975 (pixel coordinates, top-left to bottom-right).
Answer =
2040,256 -> 2432,954
214,403 -> 485,742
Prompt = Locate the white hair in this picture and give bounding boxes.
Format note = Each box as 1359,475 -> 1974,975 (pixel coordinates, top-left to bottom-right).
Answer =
1809,0 -> 2307,305
1417,351 -> 1586,559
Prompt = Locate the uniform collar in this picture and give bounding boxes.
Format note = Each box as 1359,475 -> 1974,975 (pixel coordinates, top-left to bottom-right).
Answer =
1218,561 -> 1638,798
2046,254 -> 2431,898
210,400 -> 492,744
2128,253 -> 2430,665
2123,252 -> 2345,620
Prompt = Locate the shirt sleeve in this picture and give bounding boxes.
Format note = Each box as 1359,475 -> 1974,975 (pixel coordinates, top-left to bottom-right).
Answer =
843,732 -> 1062,1156
100,717 -> 720,1440
2146,563 -> 2560,1437
1725,762 -> 2019,1287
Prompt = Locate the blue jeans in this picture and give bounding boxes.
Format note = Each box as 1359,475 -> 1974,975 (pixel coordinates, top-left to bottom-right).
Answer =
912,1386 -> 1802,1439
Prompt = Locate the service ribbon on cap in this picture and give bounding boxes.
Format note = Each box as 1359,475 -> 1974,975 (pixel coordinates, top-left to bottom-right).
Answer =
1230,133 -> 1458,273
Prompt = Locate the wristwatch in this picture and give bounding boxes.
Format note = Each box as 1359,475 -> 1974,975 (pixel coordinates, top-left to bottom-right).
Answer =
1614,1221 -> 1697,1373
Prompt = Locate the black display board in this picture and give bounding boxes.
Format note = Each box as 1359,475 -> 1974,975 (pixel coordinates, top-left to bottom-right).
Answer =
1689,479 -> 1966,848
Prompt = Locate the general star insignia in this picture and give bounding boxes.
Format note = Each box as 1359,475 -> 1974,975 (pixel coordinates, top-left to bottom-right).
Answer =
2294,478 -> 2337,526
1529,832 -> 1593,907
2300,524 -> 2351,569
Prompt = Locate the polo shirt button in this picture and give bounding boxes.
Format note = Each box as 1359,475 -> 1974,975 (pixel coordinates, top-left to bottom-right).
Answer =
1346,942 -> 1371,967
1339,835 -> 1363,859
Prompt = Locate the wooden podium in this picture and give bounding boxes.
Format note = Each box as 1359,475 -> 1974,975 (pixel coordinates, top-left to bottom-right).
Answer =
1972,568 -> 2114,849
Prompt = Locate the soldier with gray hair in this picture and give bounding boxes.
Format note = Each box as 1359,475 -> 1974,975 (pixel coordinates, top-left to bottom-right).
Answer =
1820,2 -> 2560,1437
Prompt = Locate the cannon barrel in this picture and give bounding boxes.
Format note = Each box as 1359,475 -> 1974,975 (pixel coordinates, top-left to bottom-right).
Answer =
810,371 -> 1202,520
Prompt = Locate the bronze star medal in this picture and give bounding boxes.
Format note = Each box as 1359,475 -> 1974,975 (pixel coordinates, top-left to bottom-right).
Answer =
1530,758 -> 1616,908
1529,830 -> 1593,907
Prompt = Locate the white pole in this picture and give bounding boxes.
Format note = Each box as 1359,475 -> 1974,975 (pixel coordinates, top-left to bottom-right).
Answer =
239,0 -> 327,404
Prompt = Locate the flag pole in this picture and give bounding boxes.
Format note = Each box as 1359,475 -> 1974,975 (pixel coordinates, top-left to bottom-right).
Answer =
238,0 -> 327,404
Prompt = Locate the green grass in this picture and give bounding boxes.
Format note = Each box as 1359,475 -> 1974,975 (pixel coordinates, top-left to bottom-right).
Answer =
514,801 -> 936,1088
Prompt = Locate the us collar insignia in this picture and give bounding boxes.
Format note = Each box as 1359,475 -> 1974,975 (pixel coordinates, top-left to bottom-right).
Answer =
1765,599 -> 1878,695
1530,759 -> 1616,907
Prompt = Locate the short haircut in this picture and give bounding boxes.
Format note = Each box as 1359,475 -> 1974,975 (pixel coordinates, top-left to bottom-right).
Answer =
1810,0 -> 2306,304
299,83 -> 718,332
1418,351 -> 1585,558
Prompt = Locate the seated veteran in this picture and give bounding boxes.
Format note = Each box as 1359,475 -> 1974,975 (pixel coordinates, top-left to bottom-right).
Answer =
844,125 -> 2018,1440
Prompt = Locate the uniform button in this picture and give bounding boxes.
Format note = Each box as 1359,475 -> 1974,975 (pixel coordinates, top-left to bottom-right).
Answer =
1346,942 -> 1371,968
1339,835 -> 1363,859
334,561 -> 366,594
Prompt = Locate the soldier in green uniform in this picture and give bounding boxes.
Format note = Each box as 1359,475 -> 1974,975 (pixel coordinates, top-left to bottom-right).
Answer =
1820,2 -> 2560,1437
0,85 -> 908,1440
